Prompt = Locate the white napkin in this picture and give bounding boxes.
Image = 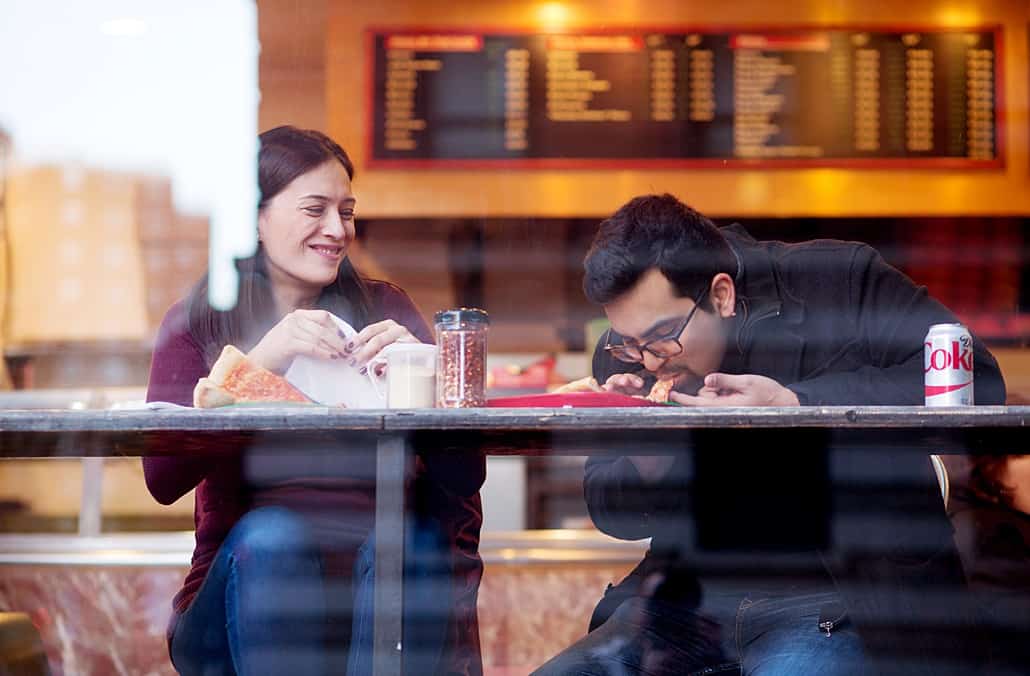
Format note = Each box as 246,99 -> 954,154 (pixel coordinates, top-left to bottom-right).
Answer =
283,314 -> 386,408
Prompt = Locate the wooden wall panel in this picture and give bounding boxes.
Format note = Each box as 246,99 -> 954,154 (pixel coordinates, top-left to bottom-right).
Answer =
258,0 -> 327,131
311,0 -> 1030,218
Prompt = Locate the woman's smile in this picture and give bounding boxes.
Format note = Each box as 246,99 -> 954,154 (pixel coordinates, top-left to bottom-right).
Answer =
308,243 -> 344,261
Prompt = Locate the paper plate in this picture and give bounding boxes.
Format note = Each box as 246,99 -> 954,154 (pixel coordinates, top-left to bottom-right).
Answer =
487,392 -> 663,408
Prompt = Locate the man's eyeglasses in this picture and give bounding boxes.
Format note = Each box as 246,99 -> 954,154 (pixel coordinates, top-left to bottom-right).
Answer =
604,288 -> 708,364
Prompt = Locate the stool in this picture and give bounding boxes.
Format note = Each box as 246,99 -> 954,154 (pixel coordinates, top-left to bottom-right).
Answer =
0,613 -> 50,676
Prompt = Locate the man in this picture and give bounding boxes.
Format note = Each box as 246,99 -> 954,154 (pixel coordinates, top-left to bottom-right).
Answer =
535,194 -> 1005,675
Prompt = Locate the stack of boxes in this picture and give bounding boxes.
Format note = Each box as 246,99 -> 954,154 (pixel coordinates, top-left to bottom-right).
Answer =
6,167 -> 210,347
482,219 -> 567,352
357,218 -> 457,324
0,131 -> 11,387
135,176 -> 208,336
6,166 -> 149,344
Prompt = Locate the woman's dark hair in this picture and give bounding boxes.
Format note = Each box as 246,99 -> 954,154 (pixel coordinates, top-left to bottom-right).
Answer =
969,455 -> 1017,508
583,193 -> 737,306
186,125 -> 376,366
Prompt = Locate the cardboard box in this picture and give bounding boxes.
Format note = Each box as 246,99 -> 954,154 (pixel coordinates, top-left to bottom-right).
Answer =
142,240 -> 208,334
6,166 -> 148,343
136,176 -> 209,243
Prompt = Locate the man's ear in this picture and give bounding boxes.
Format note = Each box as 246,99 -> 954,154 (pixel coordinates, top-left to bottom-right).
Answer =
710,273 -> 736,318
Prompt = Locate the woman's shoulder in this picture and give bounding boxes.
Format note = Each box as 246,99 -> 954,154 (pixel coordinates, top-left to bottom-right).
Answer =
365,278 -> 420,316
156,299 -> 190,339
363,278 -> 433,340
365,278 -> 411,302
148,298 -> 209,404
153,298 -> 204,358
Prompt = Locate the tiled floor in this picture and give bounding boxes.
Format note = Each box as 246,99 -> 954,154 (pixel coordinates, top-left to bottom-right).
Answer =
0,559 -> 635,675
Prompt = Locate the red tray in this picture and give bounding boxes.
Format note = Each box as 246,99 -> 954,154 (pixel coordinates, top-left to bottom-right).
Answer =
487,392 -> 660,408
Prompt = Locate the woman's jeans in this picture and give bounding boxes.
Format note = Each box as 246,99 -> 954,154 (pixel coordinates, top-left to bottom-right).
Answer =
346,522 -> 449,675
532,586 -> 869,676
169,506 -> 448,675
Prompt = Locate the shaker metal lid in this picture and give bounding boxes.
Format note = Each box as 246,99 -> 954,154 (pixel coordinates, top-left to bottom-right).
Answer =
434,307 -> 490,327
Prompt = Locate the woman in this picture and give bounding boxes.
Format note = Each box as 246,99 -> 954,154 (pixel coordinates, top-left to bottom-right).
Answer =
144,126 -> 485,675
947,453 -> 1030,673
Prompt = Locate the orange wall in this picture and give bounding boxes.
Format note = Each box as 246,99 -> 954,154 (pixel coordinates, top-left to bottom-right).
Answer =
323,0 -> 1030,218
259,0 -> 327,132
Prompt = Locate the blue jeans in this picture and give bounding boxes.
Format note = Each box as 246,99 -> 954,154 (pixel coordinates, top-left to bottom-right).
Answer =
170,506 -> 449,676
346,523 -> 449,676
533,587 -> 869,676
169,507 -> 347,675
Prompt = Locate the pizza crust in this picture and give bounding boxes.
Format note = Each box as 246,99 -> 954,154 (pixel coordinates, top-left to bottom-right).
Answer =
647,378 -> 675,403
551,376 -> 603,394
193,377 -> 236,408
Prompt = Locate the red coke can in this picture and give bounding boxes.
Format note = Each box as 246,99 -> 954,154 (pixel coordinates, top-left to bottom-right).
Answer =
924,323 -> 974,406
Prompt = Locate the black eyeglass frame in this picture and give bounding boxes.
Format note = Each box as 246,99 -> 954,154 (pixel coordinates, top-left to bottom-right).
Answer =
603,287 -> 709,364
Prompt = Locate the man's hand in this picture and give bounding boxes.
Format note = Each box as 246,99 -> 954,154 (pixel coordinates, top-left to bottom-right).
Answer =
603,372 -> 648,397
670,373 -> 800,407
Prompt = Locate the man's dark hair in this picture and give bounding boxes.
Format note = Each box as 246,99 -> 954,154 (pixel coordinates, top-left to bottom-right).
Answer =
583,193 -> 737,305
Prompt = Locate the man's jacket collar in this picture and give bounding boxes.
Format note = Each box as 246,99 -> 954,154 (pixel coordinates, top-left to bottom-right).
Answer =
721,224 -> 807,376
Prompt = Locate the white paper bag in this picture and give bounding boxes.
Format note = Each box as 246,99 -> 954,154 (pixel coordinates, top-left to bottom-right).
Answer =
283,314 -> 386,408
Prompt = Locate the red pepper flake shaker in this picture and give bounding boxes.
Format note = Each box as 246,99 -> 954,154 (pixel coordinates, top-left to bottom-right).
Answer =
434,308 -> 490,408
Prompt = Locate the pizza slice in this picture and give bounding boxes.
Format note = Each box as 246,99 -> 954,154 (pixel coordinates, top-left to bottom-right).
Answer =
193,345 -> 312,408
550,376 -> 603,394
646,378 -> 675,403
193,377 -> 236,408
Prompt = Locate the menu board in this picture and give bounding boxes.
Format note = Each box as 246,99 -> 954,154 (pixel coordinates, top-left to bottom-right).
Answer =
368,28 -> 1001,167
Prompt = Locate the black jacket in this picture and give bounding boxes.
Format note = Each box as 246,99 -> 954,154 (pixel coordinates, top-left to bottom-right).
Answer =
585,225 -> 1006,672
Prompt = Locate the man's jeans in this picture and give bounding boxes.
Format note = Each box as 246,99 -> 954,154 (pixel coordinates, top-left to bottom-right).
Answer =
169,505 -> 448,675
533,587 -> 869,676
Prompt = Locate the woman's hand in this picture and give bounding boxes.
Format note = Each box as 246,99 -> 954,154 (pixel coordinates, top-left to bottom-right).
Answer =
344,319 -> 422,371
247,310 -> 350,373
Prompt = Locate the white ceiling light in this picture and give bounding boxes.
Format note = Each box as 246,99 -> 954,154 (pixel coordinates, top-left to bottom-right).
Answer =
99,18 -> 148,37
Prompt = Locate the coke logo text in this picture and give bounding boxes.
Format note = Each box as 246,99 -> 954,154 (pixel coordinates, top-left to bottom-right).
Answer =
924,339 -> 973,373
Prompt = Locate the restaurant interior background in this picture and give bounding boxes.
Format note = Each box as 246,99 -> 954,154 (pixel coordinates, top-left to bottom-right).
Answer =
0,0 -> 1028,673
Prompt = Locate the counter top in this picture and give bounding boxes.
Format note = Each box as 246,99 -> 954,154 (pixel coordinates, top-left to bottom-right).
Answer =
0,406 -> 1028,457
1,405 -> 1029,431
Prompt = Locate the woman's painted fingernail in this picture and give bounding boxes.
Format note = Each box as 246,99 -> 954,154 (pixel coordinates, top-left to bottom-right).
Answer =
344,341 -> 354,352
330,354 -> 339,360
349,358 -> 357,366
338,330 -> 347,339
359,366 -> 367,375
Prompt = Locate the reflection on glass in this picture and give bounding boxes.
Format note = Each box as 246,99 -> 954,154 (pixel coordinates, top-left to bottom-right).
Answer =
0,0 -> 259,313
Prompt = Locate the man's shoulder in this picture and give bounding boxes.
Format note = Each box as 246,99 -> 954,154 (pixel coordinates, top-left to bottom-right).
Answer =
741,233 -> 876,276
778,238 -> 877,272
728,228 -> 889,310
724,224 -> 873,261
780,237 -> 873,255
